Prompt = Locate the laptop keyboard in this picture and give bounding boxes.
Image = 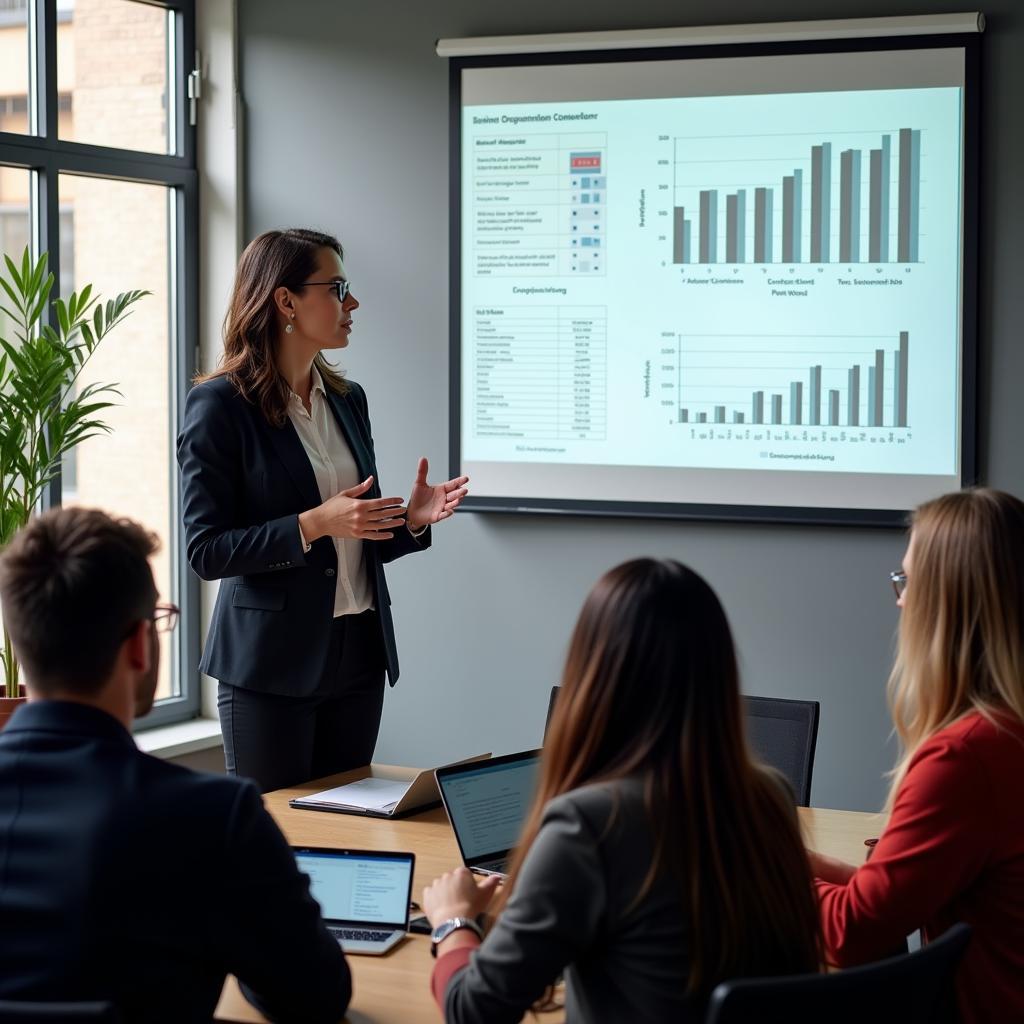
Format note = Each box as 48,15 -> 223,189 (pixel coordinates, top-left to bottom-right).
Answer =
329,927 -> 394,942
475,858 -> 508,874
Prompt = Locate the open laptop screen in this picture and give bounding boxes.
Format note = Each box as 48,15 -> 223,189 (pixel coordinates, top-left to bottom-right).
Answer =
438,752 -> 541,861
293,848 -> 414,930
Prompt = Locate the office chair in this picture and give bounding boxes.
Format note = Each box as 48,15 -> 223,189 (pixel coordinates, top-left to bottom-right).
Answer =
0,1003 -> 117,1023
743,695 -> 819,806
704,922 -> 970,1024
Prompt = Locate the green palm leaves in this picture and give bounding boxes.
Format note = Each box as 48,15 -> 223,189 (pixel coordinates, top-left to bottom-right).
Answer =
0,247 -> 148,694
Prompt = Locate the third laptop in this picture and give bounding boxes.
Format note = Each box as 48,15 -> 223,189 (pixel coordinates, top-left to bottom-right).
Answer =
435,749 -> 541,877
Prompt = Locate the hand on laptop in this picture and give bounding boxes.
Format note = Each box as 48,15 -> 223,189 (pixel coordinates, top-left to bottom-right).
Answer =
423,867 -> 502,926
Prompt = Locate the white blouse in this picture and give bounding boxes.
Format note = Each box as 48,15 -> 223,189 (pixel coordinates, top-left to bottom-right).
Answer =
287,367 -> 374,618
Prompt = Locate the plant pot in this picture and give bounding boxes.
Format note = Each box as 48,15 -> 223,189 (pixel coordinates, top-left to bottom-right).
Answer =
0,685 -> 28,731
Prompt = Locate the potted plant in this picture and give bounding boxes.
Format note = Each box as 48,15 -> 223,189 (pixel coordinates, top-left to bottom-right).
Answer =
0,247 -> 147,725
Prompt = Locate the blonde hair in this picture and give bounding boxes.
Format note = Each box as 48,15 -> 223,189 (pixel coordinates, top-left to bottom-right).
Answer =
887,488 -> 1024,802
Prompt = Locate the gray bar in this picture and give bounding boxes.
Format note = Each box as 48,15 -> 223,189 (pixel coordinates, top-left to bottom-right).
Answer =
736,189 -> 746,262
673,207 -> 686,264
810,142 -> 831,262
752,391 -> 764,424
869,149 -> 883,262
733,411 -> 745,423
782,175 -> 795,263
898,128 -> 920,263
700,190 -> 718,263
765,189 -> 774,262
792,169 -> 802,262
697,412 -> 708,423
714,406 -> 726,423
771,394 -> 783,424
839,149 -> 861,262
848,365 -> 860,426
880,135 -> 891,262
897,331 -> 909,426
754,187 -> 767,262
726,193 -> 739,263
874,349 -> 885,426
790,381 -> 803,425
680,408 -> 688,423
810,364 -> 822,426
828,389 -> 840,426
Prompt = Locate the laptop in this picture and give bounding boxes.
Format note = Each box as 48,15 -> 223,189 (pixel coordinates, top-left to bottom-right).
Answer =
435,749 -> 542,878
292,846 -> 415,955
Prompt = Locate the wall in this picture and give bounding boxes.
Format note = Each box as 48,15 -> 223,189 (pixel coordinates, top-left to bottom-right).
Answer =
237,0 -> 1024,812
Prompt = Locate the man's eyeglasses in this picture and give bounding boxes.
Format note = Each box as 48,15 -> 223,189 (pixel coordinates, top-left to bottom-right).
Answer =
889,571 -> 908,601
303,279 -> 350,303
152,603 -> 180,634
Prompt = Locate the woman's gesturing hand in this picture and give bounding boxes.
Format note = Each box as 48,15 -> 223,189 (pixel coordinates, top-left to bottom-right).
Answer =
298,476 -> 406,543
407,458 -> 470,530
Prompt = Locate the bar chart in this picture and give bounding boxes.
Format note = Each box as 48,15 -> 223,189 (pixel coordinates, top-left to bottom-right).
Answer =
672,128 -> 921,265
670,331 -> 910,429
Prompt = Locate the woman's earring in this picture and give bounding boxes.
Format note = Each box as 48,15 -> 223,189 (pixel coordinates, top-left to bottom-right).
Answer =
285,313 -> 295,335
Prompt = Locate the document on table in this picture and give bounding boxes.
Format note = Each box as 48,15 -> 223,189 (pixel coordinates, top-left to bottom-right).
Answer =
301,777 -> 412,812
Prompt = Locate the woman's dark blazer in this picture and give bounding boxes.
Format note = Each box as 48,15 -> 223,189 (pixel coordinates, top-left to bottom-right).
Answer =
176,375 -> 429,697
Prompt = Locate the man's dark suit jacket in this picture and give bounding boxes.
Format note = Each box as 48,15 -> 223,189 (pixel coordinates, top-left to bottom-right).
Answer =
177,375 -> 429,696
0,701 -> 350,1023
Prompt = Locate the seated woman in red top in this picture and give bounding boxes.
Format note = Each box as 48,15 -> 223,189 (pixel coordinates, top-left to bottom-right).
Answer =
812,488 -> 1024,1024
422,559 -> 822,1024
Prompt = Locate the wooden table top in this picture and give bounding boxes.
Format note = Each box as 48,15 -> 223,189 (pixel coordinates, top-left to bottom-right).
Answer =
215,766 -> 883,1024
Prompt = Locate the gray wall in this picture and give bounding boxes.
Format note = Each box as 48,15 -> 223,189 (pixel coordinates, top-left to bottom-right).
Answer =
238,0 -> 1024,812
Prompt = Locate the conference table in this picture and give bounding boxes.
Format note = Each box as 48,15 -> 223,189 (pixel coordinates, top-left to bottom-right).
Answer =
215,766 -> 882,1024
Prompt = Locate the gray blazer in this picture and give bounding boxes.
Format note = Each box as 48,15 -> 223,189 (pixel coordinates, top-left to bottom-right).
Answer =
443,776 -> 696,1024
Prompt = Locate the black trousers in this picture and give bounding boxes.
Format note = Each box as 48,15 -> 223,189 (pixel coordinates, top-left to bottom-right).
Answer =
217,609 -> 386,793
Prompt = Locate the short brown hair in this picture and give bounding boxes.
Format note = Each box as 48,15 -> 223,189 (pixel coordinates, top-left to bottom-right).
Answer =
0,508 -> 159,695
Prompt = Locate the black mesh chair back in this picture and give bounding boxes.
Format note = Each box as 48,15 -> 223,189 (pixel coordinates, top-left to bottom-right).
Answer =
743,696 -> 819,806
544,685 -> 560,741
704,922 -> 971,1024
0,1003 -> 117,1023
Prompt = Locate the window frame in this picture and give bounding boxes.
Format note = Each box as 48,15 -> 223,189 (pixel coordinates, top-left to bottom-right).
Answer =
0,0 -> 200,728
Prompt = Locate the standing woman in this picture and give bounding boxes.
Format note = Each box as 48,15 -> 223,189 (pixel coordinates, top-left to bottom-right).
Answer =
422,559 -> 821,1023
812,488 -> 1024,1023
177,228 -> 467,792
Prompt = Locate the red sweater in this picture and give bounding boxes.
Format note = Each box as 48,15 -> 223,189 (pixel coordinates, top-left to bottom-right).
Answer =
816,711 -> 1024,1024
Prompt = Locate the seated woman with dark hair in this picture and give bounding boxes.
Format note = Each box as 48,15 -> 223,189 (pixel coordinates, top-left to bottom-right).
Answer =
423,558 -> 822,1023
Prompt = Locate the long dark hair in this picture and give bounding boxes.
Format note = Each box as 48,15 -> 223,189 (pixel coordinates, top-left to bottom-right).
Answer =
196,228 -> 349,426
499,559 -> 822,999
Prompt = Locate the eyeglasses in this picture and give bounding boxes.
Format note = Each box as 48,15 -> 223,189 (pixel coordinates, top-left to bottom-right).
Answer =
152,603 -> 180,634
303,279 -> 350,303
889,571 -> 908,601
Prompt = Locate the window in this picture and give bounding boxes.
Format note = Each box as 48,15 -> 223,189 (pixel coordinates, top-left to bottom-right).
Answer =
0,0 -> 198,726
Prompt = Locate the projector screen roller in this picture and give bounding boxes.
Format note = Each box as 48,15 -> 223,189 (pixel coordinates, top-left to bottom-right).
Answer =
450,39 -> 977,524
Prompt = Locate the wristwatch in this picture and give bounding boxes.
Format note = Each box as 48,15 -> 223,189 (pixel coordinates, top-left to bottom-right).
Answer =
430,916 -> 484,957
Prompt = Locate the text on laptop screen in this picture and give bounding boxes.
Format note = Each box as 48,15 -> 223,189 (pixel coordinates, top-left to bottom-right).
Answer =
294,851 -> 410,925
440,758 -> 541,859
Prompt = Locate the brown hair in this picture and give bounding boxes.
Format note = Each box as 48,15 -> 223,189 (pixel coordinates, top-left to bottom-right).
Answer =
196,227 -> 349,426
499,559 -> 821,1000
0,508 -> 159,694
888,487 -> 1024,801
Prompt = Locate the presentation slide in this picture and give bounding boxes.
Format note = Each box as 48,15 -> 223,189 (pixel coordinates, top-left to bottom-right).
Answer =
456,46 -> 970,517
296,852 -> 410,925
441,761 -> 540,859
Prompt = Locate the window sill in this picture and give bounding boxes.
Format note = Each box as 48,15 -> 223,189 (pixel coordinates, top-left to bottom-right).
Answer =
135,716 -> 222,760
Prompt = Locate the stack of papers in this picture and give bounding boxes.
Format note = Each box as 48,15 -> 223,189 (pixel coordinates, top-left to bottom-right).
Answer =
300,777 -> 413,813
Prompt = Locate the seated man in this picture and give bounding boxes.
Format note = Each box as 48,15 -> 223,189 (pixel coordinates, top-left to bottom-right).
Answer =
0,507 -> 350,1023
